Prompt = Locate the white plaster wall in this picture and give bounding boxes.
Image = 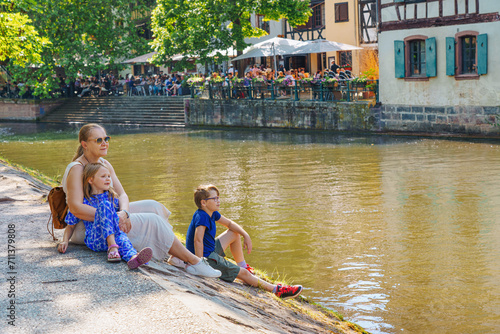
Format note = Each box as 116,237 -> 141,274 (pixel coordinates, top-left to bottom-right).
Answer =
416,3 -> 426,19
380,0 -> 392,5
382,6 -> 399,22
479,0 -> 500,14
407,4 -> 415,19
245,17 -> 282,45
457,0 -> 466,15
379,21 -> 500,107
469,0 -> 476,13
428,1 -> 440,18
442,0 -> 455,17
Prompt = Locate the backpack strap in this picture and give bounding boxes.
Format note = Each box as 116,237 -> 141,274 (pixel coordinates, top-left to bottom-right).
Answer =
47,213 -> 57,241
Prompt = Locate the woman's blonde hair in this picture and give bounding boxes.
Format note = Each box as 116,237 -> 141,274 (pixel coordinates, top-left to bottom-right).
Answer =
72,123 -> 106,161
82,162 -> 117,202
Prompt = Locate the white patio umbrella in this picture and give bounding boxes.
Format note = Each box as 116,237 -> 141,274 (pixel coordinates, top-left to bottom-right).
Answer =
121,51 -> 157,64
232,37 -> 304,61
289,39 -> 362,55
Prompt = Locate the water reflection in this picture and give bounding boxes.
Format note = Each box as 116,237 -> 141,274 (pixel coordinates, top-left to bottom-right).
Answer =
1,123 -> 500,334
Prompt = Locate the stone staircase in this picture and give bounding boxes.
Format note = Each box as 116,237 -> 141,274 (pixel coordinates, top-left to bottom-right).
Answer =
40,96 -> 186,127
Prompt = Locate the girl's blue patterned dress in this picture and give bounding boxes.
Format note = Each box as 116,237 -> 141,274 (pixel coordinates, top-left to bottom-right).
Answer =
65,192 -> 137,261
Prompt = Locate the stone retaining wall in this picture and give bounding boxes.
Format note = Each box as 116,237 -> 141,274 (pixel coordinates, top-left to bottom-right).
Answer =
186,99 -> 376,131
379,105 -> 500,136
187,99 -> 500,137
0,99 -> 66,121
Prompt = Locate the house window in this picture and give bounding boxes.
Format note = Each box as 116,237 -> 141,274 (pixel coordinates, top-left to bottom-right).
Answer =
448,31 -> 487,79
256,15 -> 270,34
339,51 -> 352,68
136,22 -> 153,40
313,4 -> 325,28
394,35 -> 436,80
409,39 -> 426,76
335,2 -> 349,22
461,36 -> 476,74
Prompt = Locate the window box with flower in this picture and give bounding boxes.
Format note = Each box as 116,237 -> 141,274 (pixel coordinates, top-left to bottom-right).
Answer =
209,76 -> 225,86
323,77 -> 338,87
351,77 -> 367,88
341,63 -> 352,71
299,77 -> 315,87
232,77 -> 245,87
252,77 -> 267,87
275,77 -> 293,87
187,77 -> 205,87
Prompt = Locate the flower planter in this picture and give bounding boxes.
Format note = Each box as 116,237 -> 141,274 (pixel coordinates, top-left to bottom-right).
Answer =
252,82 -> 266,87
324,82 -> 338,88
352,82 -> 366,89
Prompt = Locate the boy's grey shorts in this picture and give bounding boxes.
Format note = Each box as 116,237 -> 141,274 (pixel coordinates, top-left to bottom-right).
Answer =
206,239 -> 241,282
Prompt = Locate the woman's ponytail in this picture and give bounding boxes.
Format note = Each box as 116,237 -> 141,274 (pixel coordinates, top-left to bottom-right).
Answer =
72,144 -> 84,162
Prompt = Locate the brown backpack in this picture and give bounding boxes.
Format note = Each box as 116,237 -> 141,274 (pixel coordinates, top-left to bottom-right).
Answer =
47,186 -> 68,240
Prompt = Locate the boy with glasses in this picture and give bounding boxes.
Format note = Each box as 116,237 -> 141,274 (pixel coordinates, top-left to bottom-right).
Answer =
174,184 -> 302,300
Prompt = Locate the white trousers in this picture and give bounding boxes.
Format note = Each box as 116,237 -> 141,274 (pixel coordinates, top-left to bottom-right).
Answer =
70,200 -> 175,261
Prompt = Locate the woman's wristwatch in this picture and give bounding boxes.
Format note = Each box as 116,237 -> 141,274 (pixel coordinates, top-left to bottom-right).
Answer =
122,209 -> 130,219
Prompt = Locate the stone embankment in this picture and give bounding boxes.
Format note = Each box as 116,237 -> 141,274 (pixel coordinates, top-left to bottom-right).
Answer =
0,160 -> 367,334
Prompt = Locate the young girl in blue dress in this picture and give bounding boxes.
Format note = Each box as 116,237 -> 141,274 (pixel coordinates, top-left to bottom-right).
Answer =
62,162 -> 152,269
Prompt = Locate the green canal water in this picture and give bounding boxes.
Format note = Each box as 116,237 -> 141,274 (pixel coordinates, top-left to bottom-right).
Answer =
1,123 -> 500,334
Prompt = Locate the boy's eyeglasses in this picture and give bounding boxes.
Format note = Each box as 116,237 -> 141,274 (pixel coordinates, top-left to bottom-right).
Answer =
89,136 -> 111,144
205,196 -> 220,202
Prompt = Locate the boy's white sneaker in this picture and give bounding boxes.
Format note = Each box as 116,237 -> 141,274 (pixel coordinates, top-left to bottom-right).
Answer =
186,258 -> 221,278
167,256 -> 187,269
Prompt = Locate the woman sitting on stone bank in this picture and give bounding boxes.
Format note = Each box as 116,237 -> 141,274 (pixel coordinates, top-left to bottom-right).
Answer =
57,123 -> 221,278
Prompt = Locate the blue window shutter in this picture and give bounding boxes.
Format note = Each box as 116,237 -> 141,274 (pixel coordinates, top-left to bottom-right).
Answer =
394,40 -> 405,78
477,34 -> 487,75
425,37 -> 437,77
395,0 -> 405,2
446,37 -> 455,76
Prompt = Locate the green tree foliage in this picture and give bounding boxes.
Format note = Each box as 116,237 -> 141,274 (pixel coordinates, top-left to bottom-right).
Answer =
0,9 -> 50,67
2,0 -> 153,98
150,0 -> 311,69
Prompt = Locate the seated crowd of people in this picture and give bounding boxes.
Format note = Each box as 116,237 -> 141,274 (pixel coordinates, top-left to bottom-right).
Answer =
0,80 -> 34,99
0,63 -> 358,100
122,73 -> 190,97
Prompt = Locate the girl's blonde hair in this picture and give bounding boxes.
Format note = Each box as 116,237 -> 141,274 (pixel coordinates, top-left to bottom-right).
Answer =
82,163 -> 117,202
72,123 -> 106,161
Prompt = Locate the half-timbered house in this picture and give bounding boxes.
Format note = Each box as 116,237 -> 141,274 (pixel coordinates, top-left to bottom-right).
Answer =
378,0 -> 500,135
282,0 -> 379,75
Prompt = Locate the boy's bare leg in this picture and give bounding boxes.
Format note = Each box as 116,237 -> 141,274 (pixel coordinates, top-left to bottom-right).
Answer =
168,238 -> 200,265
218,230 -> 245,263
237,268 -> 275,292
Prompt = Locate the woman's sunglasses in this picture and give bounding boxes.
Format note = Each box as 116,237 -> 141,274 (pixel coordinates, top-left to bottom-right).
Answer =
89,136 -> 111,144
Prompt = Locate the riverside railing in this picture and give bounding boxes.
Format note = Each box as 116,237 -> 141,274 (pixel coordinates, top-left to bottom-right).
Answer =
190,79 -> 379,103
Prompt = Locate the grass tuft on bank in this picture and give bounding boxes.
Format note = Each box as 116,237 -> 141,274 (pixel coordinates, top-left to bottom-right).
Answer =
0,156 -> 59,188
